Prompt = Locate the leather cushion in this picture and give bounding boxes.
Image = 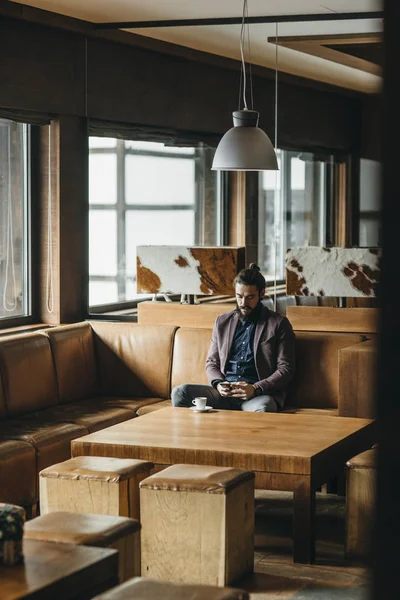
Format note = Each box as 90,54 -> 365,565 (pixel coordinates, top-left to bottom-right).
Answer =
47,323 -> 99,404
90,322 -> 176,399
22,399 -> 135,433
0,440 -> 37,506
287,332 -> 365,408
92,577 -> 249,599
41,456 -> 154,482
0,333 -> 58,417
140,464 -> 254,494
0,420 -> 87,472
170,327 -> 211,389
96,397 -> 164,413
25,512 -> 140,546
282,407 -> 338,417
136,400 -> 170,416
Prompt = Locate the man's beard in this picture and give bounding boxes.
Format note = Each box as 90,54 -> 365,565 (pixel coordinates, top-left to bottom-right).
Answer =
235,301 -> 262,322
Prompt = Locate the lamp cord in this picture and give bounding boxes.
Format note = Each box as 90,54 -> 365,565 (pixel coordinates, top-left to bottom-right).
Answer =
246,0 -> 254,110
240,0 -> 248,110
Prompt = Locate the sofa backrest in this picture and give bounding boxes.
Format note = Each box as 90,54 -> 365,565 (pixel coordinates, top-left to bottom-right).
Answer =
170,327 -> 367,408
287,332 -> 366,408
90,321 -> 176,399
171,327 -> 211,389
0,333 -> 58,417
46,322 -> 99,404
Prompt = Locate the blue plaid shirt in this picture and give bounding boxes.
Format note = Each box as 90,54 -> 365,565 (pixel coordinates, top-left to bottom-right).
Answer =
225,319 -> 258,384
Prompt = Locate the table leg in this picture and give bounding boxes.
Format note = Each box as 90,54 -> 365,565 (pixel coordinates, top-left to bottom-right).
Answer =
293,478 -> 316,564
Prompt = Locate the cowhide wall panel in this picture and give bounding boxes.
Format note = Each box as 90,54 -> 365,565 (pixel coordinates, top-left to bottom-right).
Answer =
286,247 -> 381,297
136,246 -> 245,295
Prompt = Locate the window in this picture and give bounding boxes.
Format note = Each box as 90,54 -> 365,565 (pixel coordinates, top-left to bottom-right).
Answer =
258,150 -> 331,281
0,119 -> 30,321
89,138 -> 220,307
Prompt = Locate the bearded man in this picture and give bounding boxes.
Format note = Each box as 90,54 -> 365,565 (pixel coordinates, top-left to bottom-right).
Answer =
171,264 -> 295,413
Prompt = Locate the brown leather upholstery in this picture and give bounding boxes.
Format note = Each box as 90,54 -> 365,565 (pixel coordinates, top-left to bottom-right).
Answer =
25,511 -> 140,546
46,323 -> 99,404
41,456 -> 154,482
276,295 -> 296,316
0,420 -> 87,472
287,332 -> 365,408
23,399 -> 135,433
296,296 -> 319,306
140,464 -> 254,494
346,448 -> 377,469
90,322 -> 176,399
96,397 -> 164,412
0,440 -> 37,506
0,333 -> 58,417
282,407 -> 339,416
261,296 -> 274,311
92,577 -> 249,599
136,399 -> 170,416
171,327 -> 210,389
0,371 -> 8,420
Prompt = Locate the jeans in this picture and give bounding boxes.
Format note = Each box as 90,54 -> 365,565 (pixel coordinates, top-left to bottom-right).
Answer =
171,383 -> 278,413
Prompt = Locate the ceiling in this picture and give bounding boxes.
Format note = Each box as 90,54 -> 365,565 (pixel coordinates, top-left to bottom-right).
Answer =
11,0 -> 383,93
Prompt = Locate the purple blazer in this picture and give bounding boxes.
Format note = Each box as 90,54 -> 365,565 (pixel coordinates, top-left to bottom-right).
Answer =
205,305 -> 295,407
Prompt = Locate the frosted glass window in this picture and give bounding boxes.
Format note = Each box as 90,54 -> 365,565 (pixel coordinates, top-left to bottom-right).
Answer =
262,152 -> 281,190
89,154 -> 117,205
259,150 -> 328,282
89,211 -> 117,276
0,120 -> 29,319
125,156 -> 195,205
125,210 -> 195,276
89,281 -> 118,306
89,137 -> 117,149
291,157 -> 306,190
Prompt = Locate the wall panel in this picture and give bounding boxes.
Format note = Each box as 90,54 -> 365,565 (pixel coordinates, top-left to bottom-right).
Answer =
0,16 -> 85,115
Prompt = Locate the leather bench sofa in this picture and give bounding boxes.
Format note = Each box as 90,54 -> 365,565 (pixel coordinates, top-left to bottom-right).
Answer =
0,320 -> 376,512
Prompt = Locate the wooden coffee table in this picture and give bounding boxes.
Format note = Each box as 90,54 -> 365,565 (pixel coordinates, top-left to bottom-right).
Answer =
1,539 -> 118,600
71,407 -> 376,564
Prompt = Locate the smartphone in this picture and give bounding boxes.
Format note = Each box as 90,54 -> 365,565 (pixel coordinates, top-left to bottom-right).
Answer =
220,382 -> 232,390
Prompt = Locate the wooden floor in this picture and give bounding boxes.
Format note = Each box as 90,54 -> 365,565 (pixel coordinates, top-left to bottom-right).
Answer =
235,490 -> 369,600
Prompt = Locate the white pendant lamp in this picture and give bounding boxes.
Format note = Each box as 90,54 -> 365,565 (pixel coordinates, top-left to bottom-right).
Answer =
212,0 -> 278,172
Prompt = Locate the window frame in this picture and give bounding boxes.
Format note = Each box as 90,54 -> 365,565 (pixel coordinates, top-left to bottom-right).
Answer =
88,139 -> 224,314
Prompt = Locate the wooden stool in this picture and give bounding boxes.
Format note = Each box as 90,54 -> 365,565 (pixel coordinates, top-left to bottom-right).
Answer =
140,464 -> 255,586
345,448 -> 377,560
39,456 -> 153,519
24,511 -> 140,582
91,577 -> 249,599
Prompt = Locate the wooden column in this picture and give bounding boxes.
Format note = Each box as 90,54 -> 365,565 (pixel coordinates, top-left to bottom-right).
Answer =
228,171 -> 258,267
39,117 -> 88,324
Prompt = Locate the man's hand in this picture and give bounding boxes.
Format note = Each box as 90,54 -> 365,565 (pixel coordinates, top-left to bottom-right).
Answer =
217,382 -> 234,397
229,382 -> 255,400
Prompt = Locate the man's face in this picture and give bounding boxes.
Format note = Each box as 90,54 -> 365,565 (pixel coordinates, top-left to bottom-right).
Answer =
235,283 -> 265,317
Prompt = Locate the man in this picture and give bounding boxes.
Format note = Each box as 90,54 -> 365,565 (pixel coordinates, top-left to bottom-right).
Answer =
171,264 -> 295,412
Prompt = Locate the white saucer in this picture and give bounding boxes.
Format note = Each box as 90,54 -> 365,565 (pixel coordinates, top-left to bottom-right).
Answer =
189,406 -> 213,413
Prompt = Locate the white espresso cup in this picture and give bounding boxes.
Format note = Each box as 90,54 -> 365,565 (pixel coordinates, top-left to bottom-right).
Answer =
192,397 -> 207,410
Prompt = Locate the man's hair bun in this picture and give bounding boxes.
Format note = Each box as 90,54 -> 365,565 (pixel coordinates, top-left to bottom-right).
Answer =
249,263 -> 261,271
